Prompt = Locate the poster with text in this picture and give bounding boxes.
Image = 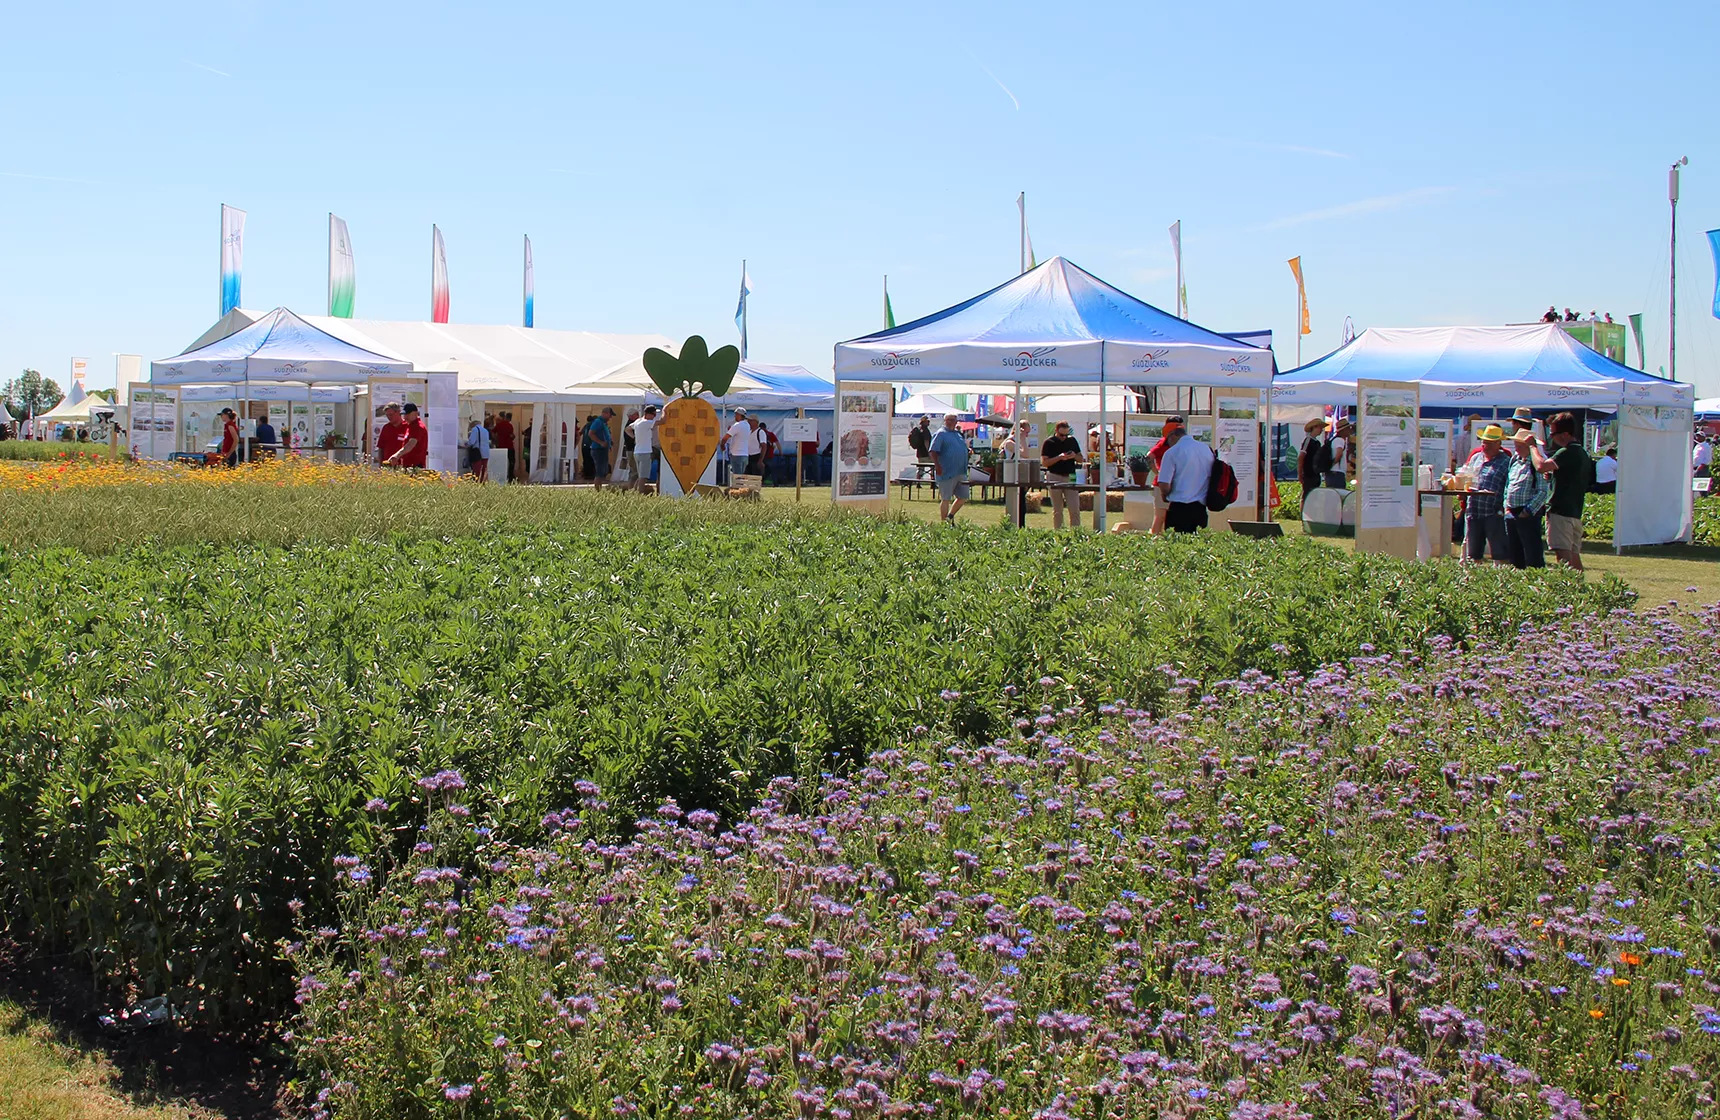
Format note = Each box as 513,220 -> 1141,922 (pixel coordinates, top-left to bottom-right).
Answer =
1215,395 -> 1260,509
290,403 -> 312,452
1358,385 -> 1418,529
1417,419 -> 1452,475
128,385 -> 177,460
313,403 -> 336,450
835,383 -> 891,500
424,372 -> 460,474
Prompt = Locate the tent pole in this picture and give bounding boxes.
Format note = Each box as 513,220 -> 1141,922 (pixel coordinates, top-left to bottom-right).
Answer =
1097,346 -> 1108,532
1262,384 -> 1273,521
1013,380 -> 1024,529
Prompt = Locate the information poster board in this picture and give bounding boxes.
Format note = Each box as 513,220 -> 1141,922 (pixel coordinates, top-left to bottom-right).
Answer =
368,378 -> 426,463
128,384 -> 177,460
779,417 -> 817,443
834,381 -> 891,510
1355,378 -> 1420,558
1214,393 -> 1260,512
889,416 -> 922,482
1418,419 -> 1452,475
424,372 -> 460,475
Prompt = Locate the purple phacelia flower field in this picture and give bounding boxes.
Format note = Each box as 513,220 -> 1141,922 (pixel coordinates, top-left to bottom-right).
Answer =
295,603 -> 1720,1119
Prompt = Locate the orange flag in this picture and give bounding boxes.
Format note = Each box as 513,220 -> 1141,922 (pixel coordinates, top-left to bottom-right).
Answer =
1288,257 -> 1310,336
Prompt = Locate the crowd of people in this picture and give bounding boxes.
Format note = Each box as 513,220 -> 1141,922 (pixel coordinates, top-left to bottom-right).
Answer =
1540,306 -> 1616,325
1457,408 -> 1591,570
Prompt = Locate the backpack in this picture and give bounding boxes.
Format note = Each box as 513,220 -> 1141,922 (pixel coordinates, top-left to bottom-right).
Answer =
907,426 -> 930,454
1313,435 -> 1335,475
1206,449 -> 1238,512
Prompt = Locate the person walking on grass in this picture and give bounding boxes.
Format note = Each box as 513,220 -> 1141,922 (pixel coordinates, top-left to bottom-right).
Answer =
930,413 -> 970,524
587,407 -> 615,490
1546,411 -> 1590,570
1154,416 -> 1212,533
1463,424 -> 1512,565
1503,428 -> 1551,568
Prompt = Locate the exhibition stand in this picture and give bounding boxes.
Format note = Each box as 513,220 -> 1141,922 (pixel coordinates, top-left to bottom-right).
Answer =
1275,325 -> 1696,549
833,257 -> 1276,529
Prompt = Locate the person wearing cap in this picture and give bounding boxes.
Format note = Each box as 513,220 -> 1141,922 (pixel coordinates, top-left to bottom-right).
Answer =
1155,415 -> 1212,533
397,403 -> 429,469
1546,412 -> 1589,570
907,415 -> 935,478
724,407 -> 758,484
929,412 -> 971,524
1296,417 -> 1326,494
1325,417 -> 1352,489
630,404 -> 660,492
586,406 -> 616,489
218,407 -> 241,467
1040,419 -> 1084,529
1503,428 -> 1551,568
1463,423 -> 1512,564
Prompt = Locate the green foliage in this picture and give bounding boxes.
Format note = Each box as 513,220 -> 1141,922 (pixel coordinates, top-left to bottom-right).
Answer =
642,335 -> 741,399
1,370 -> 63,420
0,523 -> 1626,1023
0,441 -> 124,462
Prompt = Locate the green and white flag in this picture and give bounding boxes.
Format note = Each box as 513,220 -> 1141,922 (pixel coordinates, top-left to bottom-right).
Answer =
884,275 -> 896,329
328,214 -> 355,318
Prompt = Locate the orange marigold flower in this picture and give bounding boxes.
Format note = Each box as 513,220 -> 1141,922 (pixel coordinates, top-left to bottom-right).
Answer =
1620,952 -> 1642,967
1589,1009 -> 1605,1019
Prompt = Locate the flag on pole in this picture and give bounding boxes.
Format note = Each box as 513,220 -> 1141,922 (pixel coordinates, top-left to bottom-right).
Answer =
1707,229 -> 1720,320
68,358 -> 88,405
1017,192 -> 1037,273
1168,220 -> 1186,318
523,235 -> 535,328
431,225 -> 450,324
884,275 -> 896,329
328,214 -> 356,318
220,204 -> 246,316
1628,313 -> 1645,370
734,262 -> 751,360
1288,257 -> 1310,335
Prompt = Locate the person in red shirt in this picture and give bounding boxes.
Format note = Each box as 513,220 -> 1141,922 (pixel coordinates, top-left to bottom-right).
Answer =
377,403 -> 411,467
398,403 -> 429,469
218,408 -> 241,467
490,411 -> 516,482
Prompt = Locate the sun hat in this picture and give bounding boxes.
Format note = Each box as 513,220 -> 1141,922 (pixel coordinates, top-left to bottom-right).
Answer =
1478,424 -> 1506,441
1303,418 -> 1325,433
1510,428 -> 1535,445
1511,406 -> 1535,423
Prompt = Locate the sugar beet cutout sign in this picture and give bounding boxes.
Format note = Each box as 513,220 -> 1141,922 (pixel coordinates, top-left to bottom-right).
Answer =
643,335 -> 741,494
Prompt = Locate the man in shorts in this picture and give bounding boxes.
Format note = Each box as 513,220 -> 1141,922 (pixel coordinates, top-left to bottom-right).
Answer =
929,413 -> 970,524
587,406 -> 615,489
1546,411 -> 1590,570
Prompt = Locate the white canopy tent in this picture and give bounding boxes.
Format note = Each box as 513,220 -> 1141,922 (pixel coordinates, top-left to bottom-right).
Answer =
1275,325 -> 1696,547
37,395 -> 118,423
835,257 -> 1274,526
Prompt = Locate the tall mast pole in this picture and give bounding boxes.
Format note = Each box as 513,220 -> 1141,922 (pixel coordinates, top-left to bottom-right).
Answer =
1670,157 -> 1687,381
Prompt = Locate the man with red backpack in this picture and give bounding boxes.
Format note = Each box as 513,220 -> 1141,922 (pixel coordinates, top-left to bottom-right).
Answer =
1154,417 -> 1213,533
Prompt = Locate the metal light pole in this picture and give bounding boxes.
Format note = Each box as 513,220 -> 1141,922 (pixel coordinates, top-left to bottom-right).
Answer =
1670,157 -> 1688,381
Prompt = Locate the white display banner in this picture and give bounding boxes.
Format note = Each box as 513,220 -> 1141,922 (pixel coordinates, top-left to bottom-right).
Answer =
834,383 -> 892,500
424,371 -> 460,474
289,403 -> 312,451
835,342 -> 1104,383
267,403 -> 288,443
1357,385 -> 1419,530
1215,394 -> 1260,510
313,403 -> 336,449
889,416 -> 920,481
128,385 -> 177,460
1418,419 -> 1452,474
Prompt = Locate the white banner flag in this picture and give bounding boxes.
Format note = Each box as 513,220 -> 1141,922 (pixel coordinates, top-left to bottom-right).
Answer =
1169,220 -> 1185,318
220,204 -> 246,315
431,225 -> 449,323
523,235 -> 534,328
328,214 -> 356,318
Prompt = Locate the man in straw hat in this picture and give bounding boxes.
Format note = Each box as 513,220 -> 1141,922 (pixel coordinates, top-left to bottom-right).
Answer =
1503,427 -> 1551,568
1462,424 -> 1513,564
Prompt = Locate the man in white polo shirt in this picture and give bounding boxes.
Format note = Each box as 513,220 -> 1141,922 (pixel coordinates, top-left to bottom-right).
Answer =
725,407 -> 759,484
1154,416 -> 1213,533
629,404 -> 659,492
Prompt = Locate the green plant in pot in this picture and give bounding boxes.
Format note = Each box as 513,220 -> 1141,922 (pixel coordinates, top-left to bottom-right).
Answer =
1128,453 -> 1151,487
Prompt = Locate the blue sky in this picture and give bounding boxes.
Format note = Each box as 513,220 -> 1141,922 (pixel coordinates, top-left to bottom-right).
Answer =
4,0 -> 1719,395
